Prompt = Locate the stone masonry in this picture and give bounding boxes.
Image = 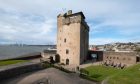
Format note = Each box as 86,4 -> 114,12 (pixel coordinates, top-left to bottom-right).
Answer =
57,10 -> 89,66
103,51 -> 140,66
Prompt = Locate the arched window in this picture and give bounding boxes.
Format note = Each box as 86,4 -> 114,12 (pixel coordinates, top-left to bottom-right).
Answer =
123,58 -> 126,60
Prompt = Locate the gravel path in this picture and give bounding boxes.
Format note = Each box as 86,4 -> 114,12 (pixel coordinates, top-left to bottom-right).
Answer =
2,68 -> 96,84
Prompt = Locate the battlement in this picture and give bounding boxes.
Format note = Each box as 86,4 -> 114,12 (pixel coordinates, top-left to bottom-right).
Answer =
57,10 -> 89,31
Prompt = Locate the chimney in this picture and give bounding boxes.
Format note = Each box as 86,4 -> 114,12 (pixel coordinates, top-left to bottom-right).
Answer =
67,10 -> 72,15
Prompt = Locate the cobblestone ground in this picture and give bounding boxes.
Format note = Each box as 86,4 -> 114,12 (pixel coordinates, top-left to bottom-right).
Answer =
2,68 -> 96,84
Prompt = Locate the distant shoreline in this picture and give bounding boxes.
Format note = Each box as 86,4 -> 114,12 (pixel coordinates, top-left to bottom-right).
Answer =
0,45 -> 53,60
0,52 -> 42,61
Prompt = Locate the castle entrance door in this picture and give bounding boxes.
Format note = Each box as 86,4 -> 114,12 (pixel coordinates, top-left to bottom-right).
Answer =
55,54 -> 60,63
66,59 -> 69,65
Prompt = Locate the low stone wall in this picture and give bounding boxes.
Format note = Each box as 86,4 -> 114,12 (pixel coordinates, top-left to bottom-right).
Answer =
103,51 -> 138,66
0,52 -> 42,61
0,62 -> 44,81
41,50 -> 56,59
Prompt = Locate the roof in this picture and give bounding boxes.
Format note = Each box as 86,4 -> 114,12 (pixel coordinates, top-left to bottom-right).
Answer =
65,12 -> 85,19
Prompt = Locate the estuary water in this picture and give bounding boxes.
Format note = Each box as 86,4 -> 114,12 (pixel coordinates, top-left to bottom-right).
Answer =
0,45 -> 54,60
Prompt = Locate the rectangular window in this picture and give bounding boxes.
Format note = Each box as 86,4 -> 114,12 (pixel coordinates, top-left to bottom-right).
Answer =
66,49 -> 69,54
64,38 -> 66,43
113,57 -> 116,59
128,58 -> 131,60
123,58 -> 126,60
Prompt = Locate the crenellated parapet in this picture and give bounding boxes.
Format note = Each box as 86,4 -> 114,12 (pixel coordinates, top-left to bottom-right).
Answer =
62,15 -> 81,25
58,10 -> 89,31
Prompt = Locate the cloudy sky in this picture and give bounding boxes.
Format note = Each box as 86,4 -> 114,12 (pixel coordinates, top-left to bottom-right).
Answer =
0,0 -> 140,45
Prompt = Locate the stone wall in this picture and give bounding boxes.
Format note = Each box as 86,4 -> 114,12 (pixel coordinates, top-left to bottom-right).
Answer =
0,62 -> 44,81
103,51 -> 139,66
57,10 -> 89,65
62,15 -> 81,25
1,52 -> 41,61
41,50 -> 56,59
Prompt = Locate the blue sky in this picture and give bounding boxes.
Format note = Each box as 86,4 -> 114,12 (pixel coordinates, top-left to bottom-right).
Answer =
0,0 -> 140,45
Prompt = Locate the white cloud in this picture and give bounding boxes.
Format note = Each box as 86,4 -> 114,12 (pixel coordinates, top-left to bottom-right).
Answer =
0,0 -> 139,44
0,9 -> 56,44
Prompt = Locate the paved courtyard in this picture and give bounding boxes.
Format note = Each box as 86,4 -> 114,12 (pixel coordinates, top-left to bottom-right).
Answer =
2,68 -> 96,84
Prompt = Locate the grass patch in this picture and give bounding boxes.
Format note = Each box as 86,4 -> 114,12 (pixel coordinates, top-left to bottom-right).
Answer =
85,65 -> 121,82
0,60 -> 28,67
84,64 -> 140,84
108,64 -> 140,84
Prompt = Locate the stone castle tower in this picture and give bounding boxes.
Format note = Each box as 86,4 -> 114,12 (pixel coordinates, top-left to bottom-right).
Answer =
57,10 -> 89,65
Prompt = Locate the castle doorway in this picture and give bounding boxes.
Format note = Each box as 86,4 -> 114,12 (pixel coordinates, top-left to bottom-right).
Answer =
55,54 -> 60,63
50,56 -> 54,64
66,59 -> 69,65
136,57 -> 140,62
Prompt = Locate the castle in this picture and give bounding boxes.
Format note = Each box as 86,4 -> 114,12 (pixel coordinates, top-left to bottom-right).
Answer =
41,10 -> 140,67
57,10 -> 89,65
